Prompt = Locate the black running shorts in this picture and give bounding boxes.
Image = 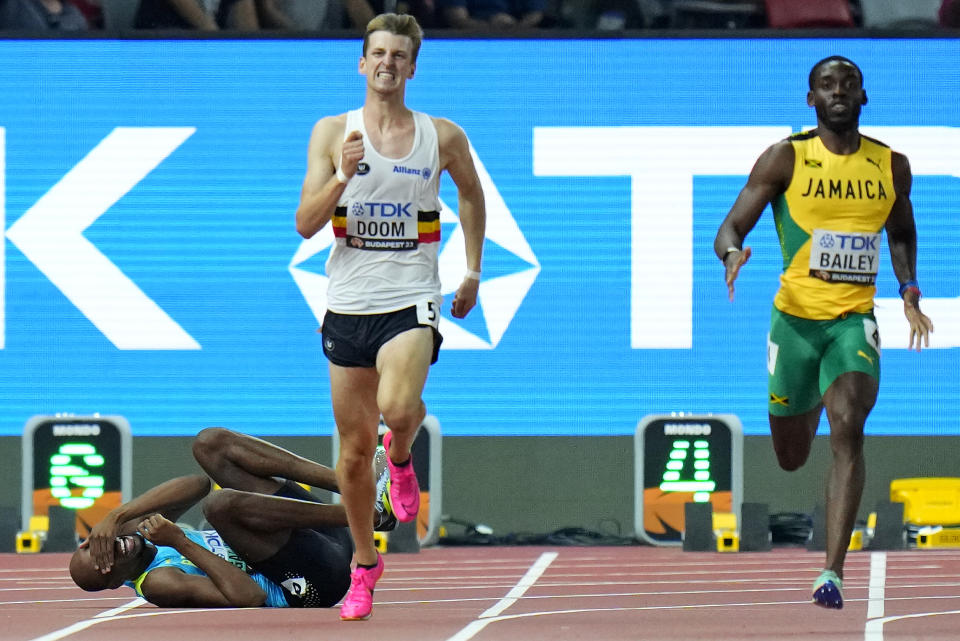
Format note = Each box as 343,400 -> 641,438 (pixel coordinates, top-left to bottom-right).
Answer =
251,481 -> 354,608
321,305 -> 443,368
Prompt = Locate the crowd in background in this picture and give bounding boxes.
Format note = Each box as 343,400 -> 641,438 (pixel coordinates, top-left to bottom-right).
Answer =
0,0 -> 958,34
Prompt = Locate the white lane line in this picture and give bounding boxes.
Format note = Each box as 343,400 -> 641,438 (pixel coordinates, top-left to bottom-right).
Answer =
26,604 -> 238,641
449,597 -> 835,638
28,618 -> 102,640
0,597 -> 134,607
27,606 -> 235,641
865,609 -> 960,641
0,569 -> 66,574
27,598 -> 145,641
94,598 -> 147,618
0,578 -> 73,583
867,552 -> 887,621
480,552 -> 558,618
379,591 -> 960,610
0,587 -> 82,593
447,618 -> 495,641
447,551 -> 558,641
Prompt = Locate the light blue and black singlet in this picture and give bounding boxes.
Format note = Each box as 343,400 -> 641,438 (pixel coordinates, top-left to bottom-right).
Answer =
123,527 -> 289,607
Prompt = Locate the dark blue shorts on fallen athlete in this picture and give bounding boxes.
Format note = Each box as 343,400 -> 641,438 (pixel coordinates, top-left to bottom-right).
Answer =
248,481 -> 354,608
321,305 -> 443,368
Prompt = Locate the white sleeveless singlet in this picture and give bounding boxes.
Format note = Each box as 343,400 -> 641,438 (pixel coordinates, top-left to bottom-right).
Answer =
325,108 -> 442,314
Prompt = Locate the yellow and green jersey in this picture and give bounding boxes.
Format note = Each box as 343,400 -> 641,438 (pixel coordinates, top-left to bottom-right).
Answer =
772,131 -> 895,320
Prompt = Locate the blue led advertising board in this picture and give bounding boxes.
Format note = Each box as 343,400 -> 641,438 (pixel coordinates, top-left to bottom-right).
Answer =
0,37 -> 957,436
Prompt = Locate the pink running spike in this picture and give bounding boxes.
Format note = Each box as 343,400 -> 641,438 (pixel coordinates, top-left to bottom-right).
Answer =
382,430 -> 420,523
339,554 -> 384,621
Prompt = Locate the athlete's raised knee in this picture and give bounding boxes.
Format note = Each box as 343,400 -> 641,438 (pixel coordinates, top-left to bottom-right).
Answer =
827,405 -> 870,434
380,400 -> 425,435
192,427 -> 235,466
828,421 -> 865,457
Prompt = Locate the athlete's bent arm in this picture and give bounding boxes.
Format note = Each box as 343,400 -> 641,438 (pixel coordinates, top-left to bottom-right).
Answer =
296,116 -> 352,239
85,475 -> 212,574
714,141 -> 794,301
437,118 -> 486,319
136,514 -> 266,608
884,151 -> 934,351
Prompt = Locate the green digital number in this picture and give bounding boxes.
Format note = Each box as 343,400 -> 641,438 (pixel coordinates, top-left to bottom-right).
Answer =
48,443 -> 105,509
659,439 -> 715,502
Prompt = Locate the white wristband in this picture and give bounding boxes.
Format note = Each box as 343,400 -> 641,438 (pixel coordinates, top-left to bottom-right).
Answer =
465,270 -> 481,281
721,246 -> 740,263
335,166 -> 349,184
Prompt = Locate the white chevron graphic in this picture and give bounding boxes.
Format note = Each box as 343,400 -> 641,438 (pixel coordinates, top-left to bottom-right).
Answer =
861,127 -> 960,349
5,127 -> 200,350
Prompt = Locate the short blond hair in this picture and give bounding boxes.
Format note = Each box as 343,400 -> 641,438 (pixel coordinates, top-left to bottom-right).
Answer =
363,13 -> 423,63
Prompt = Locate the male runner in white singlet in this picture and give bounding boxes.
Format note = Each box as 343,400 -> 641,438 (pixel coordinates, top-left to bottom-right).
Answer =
295,12 -> 486,621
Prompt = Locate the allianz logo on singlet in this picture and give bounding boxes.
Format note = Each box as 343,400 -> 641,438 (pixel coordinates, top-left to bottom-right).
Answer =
350,201 -> 414,217
393,165 -> 432,180
800,178 -> 888,200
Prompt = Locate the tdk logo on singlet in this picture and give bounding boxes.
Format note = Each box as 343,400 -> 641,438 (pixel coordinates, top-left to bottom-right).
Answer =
819,233 -> 878,251
351,202 -> 414,217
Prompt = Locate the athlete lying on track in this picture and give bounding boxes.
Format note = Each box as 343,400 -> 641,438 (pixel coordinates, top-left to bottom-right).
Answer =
69,428 -> 395,608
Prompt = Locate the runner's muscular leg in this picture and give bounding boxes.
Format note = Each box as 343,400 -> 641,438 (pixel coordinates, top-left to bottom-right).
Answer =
330,363 -> 381,566
193,428 -> 339,494
202,489 -> 348,563
821,371 -> 877,577
769,404 -> 823,471
376,327 -> 432,461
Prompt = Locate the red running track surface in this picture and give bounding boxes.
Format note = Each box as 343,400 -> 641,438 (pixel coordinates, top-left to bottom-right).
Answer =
3,546 -> 959,640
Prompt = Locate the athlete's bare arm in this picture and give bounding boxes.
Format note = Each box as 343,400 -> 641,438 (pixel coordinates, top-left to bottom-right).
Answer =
84,474 -> 212,574
436,117 -> 486,319
136,514 -> 266,608
885,151 -> 934,351
715,140 -> 795,301
296,115 -> 356,239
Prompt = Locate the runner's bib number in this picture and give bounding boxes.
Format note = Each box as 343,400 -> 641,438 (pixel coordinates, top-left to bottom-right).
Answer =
416,298 -> 441,329
345,201 -> 418,251
808,229 -> 880,285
